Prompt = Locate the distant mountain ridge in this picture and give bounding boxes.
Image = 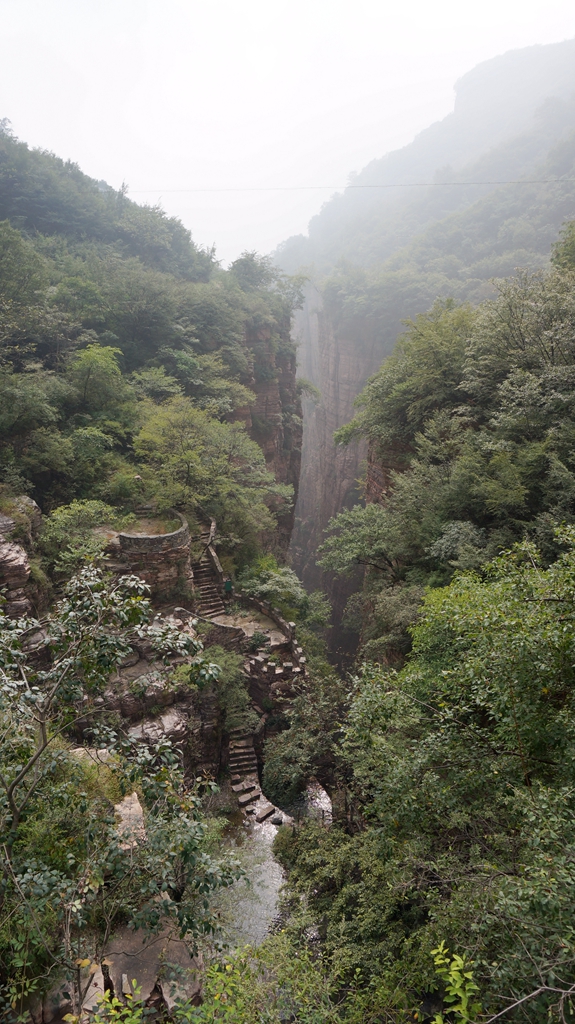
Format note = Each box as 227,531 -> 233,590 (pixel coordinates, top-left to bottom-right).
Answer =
277,38 -> 575,275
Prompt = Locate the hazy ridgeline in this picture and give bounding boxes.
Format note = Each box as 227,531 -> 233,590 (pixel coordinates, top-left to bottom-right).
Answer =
278,39 -> 575,636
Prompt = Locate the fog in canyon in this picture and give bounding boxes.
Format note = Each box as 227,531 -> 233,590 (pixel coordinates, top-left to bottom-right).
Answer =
2,0 -> 575,263
277,38 -> 575,650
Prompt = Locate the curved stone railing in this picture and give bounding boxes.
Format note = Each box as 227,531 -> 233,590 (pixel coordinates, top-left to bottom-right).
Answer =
203,519 -> 226,594
118,510 -> 190,554
235,592 -> 295,642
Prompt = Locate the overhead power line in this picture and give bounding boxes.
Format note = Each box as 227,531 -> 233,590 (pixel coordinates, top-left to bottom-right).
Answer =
127,179 -> 575,194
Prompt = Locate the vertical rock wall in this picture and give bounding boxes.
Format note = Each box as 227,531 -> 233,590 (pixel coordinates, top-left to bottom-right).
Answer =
288,286 -> 393,646
234,322 -> 302,555
289,287 -> 365,587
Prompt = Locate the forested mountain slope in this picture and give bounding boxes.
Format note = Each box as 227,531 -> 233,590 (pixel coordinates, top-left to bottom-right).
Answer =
0,118 -> 213,280
0,122 -> 303,567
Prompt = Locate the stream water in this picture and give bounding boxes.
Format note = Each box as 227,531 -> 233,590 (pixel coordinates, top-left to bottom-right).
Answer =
211,815 -> 285,947
209,782 -> 332,950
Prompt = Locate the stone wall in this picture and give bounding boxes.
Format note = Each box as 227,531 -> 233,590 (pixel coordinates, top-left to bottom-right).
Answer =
115,512 -> 191,599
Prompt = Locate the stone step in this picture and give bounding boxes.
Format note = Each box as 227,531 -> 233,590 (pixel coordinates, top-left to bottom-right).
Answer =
255,800 -> 276,823
231,780 -> 256,794
229,764 -> 258,776
238,789 -> 261,807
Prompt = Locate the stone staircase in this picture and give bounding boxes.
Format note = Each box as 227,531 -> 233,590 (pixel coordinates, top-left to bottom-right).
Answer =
191,528 -> 225,618
228,729 -> 279,823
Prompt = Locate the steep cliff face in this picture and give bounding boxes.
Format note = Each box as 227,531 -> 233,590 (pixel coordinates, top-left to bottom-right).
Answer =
0,497 -> 45,617
364,438 -> 413,506
235,324 -> 302,555
289,287 -> 378,641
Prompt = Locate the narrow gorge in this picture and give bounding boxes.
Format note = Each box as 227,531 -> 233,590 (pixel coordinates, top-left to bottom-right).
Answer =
286,38 -> 575,651
5,32 -> 575,1024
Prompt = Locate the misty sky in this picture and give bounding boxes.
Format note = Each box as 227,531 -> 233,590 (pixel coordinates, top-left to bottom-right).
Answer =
2,0 -> 575,264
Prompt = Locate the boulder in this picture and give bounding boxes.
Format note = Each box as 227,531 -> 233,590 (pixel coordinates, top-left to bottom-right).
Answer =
128,707 -> 189,745
81,924 -> 201,1015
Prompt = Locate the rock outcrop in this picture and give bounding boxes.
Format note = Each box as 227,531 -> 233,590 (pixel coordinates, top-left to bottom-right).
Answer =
0,539 -> 32,617
0,496 -> 43,617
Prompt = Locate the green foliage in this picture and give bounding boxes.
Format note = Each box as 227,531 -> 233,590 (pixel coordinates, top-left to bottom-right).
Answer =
67,344 -> 129,413
237,556 -> 306,618
204,645 -> 258,733
296,376 -> 321,402
40,499 -> 135,574
0,130 -> 213,280
334,299 -> 475,452
279,535 -> 575,1019
134,396 -> 291,550
552,219 -> 575,270
430,943 -> 481,1024
263,672 -> 347,806
300,590 -> 332,632
322,257 -> 575,660
0,220 -> 47,302
246,630 -> 271,653
75,988 -> 144,1023
171,936 -> 363,1023
0,567 -> 239,1018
